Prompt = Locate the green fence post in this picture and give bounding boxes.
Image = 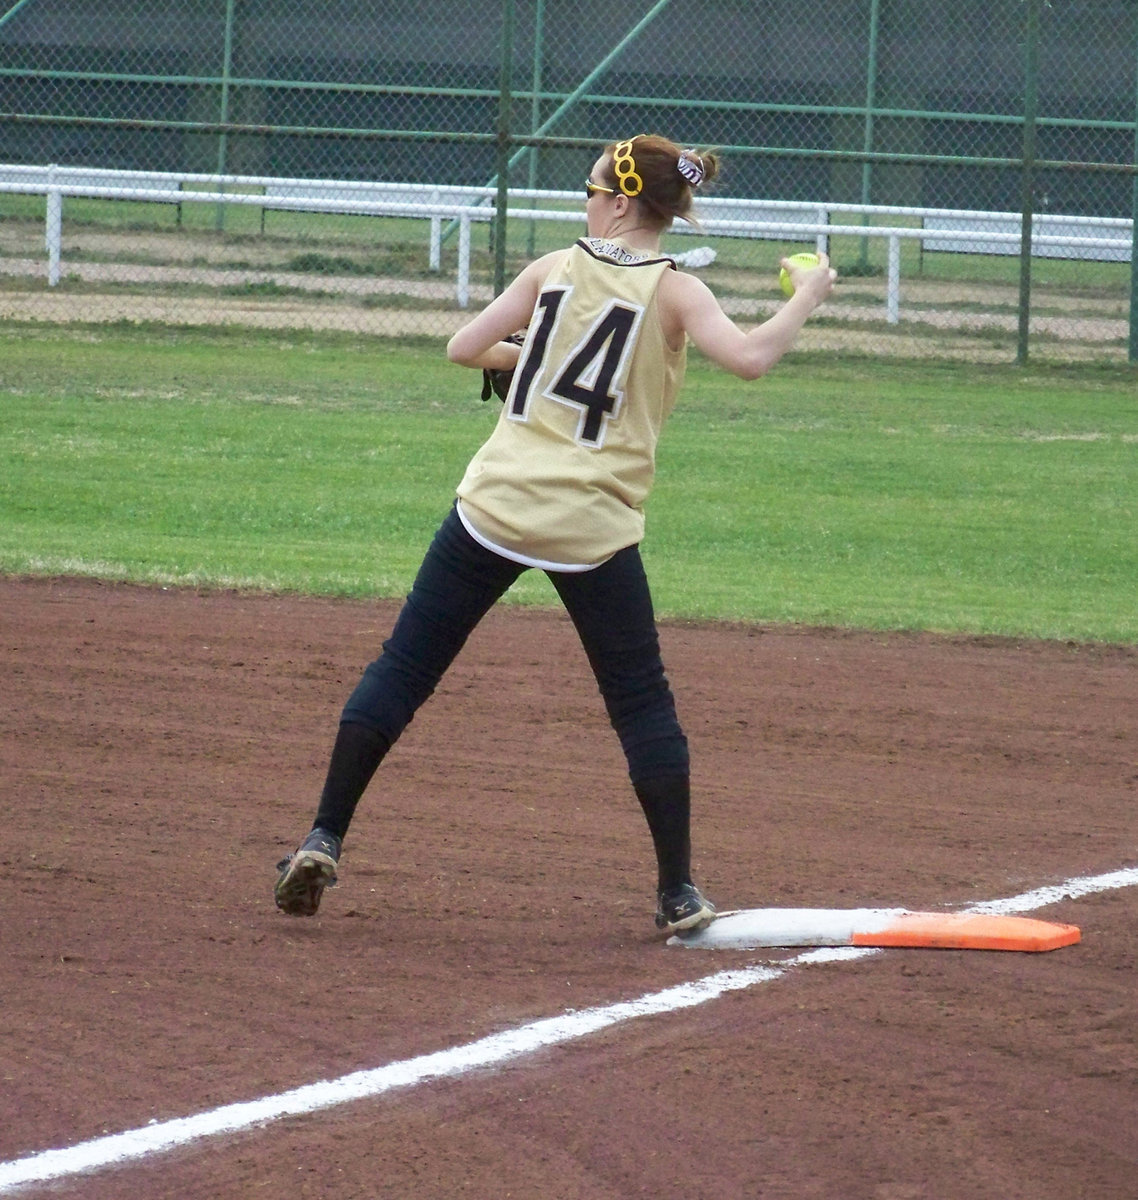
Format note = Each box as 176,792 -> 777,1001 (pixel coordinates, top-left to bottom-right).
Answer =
858,0 -> 880,270
214,0 -> 236,232
1129,15 -> 1138,364
1016,0 -> 1041,366
525,0 -> 546,259
493,0 -> 517,297
216,0 -> 236,169
442,0 -> 674,249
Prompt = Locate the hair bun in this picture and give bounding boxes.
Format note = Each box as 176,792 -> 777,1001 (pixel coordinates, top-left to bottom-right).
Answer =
677,149 -> 705,187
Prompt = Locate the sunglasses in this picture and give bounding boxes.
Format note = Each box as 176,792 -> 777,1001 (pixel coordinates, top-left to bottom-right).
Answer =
585,179 -> 616,199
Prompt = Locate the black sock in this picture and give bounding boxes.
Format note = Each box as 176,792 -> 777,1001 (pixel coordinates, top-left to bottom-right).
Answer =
313,720 -> 390,841
633,774 -> 692,893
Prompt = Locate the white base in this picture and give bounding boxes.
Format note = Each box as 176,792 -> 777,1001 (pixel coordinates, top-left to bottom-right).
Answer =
669,907 -> 906,949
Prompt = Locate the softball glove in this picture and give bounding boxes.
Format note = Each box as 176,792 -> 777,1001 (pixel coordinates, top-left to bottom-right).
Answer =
480,330 -> 527,402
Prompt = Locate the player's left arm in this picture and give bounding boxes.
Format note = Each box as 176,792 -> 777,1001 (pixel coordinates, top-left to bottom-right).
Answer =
661,256 -> 835,381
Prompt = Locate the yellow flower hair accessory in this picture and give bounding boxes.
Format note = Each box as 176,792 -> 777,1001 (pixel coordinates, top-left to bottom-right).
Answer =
612,138 -> 644,197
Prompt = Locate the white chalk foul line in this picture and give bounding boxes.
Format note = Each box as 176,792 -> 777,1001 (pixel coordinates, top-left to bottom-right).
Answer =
964,868 -> 1138,916
2,863 -> 1136,1194
0,966 -> 787,1193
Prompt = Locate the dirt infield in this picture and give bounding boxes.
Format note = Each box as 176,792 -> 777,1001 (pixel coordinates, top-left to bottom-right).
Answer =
3,575 -> 1136,1198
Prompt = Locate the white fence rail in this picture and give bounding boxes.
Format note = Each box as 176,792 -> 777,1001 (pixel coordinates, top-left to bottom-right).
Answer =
0,165 -> 1133,320
923,210 -> 1132,262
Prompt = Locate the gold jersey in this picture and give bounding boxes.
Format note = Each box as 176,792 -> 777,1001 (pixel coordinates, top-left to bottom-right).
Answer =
457,237 -> 685,570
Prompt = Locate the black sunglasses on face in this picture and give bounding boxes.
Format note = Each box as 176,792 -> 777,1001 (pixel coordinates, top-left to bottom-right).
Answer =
585,180 -> 616,199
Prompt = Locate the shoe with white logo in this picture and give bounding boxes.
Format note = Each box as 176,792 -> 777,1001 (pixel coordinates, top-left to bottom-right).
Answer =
655,883 -> 717,934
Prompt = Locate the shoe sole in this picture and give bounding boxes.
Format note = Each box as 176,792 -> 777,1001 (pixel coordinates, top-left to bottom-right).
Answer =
656,906 -> 717,935
274,850 -> 338,916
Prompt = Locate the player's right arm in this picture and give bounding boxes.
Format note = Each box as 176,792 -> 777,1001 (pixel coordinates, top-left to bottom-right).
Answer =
446,252 -> 562,370
661,255 -> 835,381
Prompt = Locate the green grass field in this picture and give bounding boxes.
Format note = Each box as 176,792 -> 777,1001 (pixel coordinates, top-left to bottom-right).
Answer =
2,322 -> 1135,642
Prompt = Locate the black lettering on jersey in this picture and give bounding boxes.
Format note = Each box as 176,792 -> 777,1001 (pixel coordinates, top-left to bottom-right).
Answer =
509,287 -> 566,420
547,302 -> 642,446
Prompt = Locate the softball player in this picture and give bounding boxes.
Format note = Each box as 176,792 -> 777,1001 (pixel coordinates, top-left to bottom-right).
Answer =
275,134 -> 836,933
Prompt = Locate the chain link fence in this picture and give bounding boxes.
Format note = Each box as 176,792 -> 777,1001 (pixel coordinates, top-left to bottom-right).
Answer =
1,0 -> 1135,363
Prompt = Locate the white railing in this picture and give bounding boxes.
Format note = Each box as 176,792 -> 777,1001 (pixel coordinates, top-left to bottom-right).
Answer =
0,164 -> 1132,319
0,165 -> 505,306
923,209 -> 1132,262
669,209 -> 1131,323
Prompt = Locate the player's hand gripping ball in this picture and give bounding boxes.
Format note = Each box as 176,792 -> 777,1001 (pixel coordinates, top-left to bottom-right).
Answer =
778,251 -> 821,298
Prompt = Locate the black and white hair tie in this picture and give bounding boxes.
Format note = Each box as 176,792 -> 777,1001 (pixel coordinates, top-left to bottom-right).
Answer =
677,149 -> 704,186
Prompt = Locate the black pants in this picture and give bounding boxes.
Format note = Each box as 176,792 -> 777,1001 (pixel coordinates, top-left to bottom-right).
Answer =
341,504 -> 689,784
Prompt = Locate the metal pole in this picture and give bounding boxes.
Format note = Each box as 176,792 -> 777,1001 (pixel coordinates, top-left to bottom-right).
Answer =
0,0 -> 38,32
443,0 -> 674,245
858,0 -> 880,269
1016,0 -> 1041,366
493,0 -> 516,296
45,183 -> 61,285
1129,16 -> 1138,363
525,0 -> 546,258
509,0 -> 673,171
215,0 -> 237,231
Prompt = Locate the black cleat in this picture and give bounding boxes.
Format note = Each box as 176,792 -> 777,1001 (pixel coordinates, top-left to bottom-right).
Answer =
655,883 -> 717,934
274,828 -> 342,916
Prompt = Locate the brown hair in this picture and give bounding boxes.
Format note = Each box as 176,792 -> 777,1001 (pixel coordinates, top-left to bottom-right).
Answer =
599,133 -> 721,229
